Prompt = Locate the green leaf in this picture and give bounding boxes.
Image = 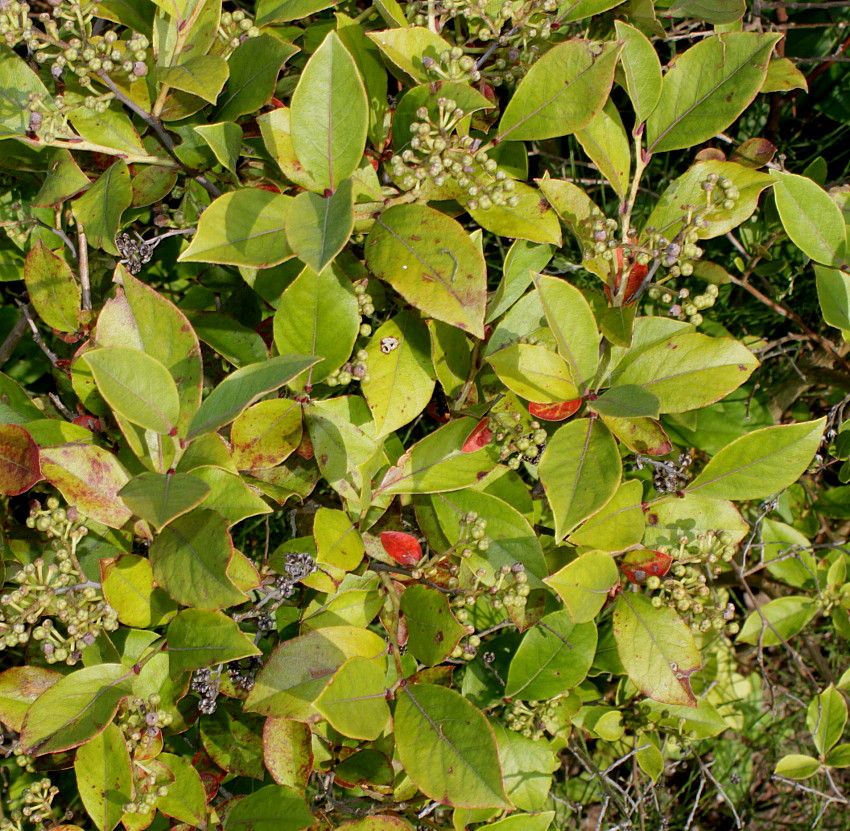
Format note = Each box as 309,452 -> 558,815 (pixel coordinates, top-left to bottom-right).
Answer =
71,161 -> 131,256
610,332 -> 758,414
493,725 -> 558,812
488,241 -> 554,323
159,54 -> 229,103
200,706 -> 265,779
538,418 -> 621,541
215,34 -> 298,121
314,507 -> 365,571
589,385 -> 660,419
0,373 -> 41,425
686,419 -> 825,500
575,100 -> 630,199
70,99 -> 149,156
737,596 -> 819,646
366,27 -> 450,83
32,149 -> 91,208
179,189 -> 293,268
498,40 -> 622,141
362,311 -> 435,437
613,593 -> 700,706
23,242 -> 80,333
544,553 -> 620,623
0,667 -> 59,732
488,343 -> 579,404
194,120 -> 242,172
395,684 -> 511,808
428,319 -> 472,400
244,627 -> 387,719
257,0 -> 337,24
614,21 -> 662,124
40,444 -> 132,529
286,179 -> 354,273
157,753 -> 207,826
826,743 -> 850,768
480,814 -> 554,831
187,354 -> 317,439
642,697 -> 728,739
400,584 -> 466,665
290,32 -> 368,191
315,656 -> 390,740
118,471 -> 209,530
0,423 -> 42,497
149,509 -> 247,610
263,718 -> 313,790
759,518 -> 817,589
429,488 -> 548,582
667,0 -> 745,23
85,347 -> 180,435
101,554 -> 177,629
762,57 -> 809,93
646,160 -> 774,242
189,465 -> 273,525
224,784 -> 314,831
807,685 -> 847,757
185,310 -> 268,368
775,754 -> 821,780
505,611 -> 597,699
533,273 -> 599,390
815,265 -> 850,331
567,480 -> 645,551
20,664 -> 133,756
0,44 -> 52,138
365,205 -> 487,337
231,398 -> 302,470
273,265 -> 359,388
167,609 -> 260,678
646,33 -> 781,154
74,723 -> 133,831
642,493 -> 748,549
772,171 -> 849,268
374,418 -> 500,496
465,181 -> 563,246
97,271 -> 202,438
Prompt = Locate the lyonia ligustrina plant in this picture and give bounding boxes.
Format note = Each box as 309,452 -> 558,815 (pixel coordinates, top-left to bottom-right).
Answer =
1,0 -> 849,828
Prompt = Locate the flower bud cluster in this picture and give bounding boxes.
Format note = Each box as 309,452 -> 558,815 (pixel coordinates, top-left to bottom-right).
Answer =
647,282 -> 719,328
2,778 -> 58,827
116,693 -> 173,752
421,0 -> 558,87
645,531 -> 739,635
389,97 -> 518,208
0,499 -> 118,665
216,8 -> 261,56
504,696 -> 560,740
450,561 -> 529,625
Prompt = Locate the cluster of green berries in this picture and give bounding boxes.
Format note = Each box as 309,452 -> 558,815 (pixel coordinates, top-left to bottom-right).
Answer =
450,561 -> 530,624
34,29 -> 150,83
354,281 -> 375,320
1,499 -> 118,665
326,349 -> 370,386
646,531 -> 739,635
588,217 -> 631,257
504,696 -> 561,740
423,46 -> 481,83
647,283 -> 719,328
0,781 -> 55,830
217,9 -> 261,55
117,693 -> 173,752
0,0 -> 35,47
10,742 -> 36,774
494,414 -> 548,468
121,728 -> 171,816
389,97 -> 518,209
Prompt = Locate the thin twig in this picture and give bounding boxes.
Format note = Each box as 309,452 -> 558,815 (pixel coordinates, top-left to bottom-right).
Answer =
77,228 -> 90,311
48,392 -> 77,422
17,301 -> 60,365
0,312 -> 28,366
34,219 -> 77,259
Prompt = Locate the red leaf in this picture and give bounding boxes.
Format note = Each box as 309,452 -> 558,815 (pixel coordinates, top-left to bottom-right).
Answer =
528,399 -> 582,422
461,418 -> 492,452
0,424 -> 42,496
619,549 -> 673,584
380,531 -> 423,566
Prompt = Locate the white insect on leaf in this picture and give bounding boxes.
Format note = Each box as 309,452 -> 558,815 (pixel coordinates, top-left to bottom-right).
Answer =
380,336 -> 400,354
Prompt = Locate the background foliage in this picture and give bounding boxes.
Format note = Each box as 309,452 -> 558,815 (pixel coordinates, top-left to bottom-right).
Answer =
1,0 -> 850,828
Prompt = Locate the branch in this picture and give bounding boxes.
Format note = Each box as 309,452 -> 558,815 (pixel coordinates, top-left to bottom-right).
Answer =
17,301 -> 60,365
0,312 -> 28,366
96,72 -> 222,199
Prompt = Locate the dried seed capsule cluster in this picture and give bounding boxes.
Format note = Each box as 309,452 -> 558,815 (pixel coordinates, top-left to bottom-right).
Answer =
191,665 -> 222,715
0,499 -> 118,665
645,531 -> 739,635
389,97 -> 519,208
